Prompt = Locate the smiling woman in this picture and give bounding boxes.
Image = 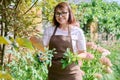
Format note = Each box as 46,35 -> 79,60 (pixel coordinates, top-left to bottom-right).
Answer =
53,2 -> 76,28
43,2 -> 86,80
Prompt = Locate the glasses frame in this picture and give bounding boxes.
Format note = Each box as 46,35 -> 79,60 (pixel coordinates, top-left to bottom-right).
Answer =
55,11 -> 68,17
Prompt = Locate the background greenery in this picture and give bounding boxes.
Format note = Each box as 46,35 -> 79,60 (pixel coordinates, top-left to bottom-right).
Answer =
0,0 -> 120,80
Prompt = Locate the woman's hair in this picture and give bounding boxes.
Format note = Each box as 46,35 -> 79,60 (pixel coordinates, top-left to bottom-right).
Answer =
53,2 -> 76,27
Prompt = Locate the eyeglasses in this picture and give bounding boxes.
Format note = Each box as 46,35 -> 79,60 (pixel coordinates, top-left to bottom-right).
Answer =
55,12 -> 68,17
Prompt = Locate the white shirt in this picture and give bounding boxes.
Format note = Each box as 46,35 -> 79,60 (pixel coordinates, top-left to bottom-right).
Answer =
43,26 -> 86,53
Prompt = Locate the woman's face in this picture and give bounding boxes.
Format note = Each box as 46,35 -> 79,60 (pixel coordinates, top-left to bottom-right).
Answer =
55,8 -> 69,25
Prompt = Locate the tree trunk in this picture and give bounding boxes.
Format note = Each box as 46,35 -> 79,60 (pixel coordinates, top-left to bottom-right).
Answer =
0,0 -> 7,66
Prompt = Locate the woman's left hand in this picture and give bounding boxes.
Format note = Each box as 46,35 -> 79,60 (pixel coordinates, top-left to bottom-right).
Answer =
78,52 -> 94,60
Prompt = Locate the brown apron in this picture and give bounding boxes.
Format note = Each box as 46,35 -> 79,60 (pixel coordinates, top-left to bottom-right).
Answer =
48,26 -> 82,80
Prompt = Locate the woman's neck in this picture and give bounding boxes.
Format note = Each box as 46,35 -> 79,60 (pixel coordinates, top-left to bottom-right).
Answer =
59,24 -> 69,31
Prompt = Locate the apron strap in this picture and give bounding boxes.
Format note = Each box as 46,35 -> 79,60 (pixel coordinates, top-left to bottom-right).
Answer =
52,26 -> 58,36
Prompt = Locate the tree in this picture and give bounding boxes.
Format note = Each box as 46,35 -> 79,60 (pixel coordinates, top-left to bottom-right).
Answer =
0,0 -> 40,66
77,0 -> 120,40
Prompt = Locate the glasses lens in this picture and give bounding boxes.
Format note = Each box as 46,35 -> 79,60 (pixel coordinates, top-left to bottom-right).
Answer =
55,12 -> 68,17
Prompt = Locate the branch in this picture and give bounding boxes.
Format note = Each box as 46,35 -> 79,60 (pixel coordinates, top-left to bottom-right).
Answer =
15,0 -> 21,10
22,0 -> 38,16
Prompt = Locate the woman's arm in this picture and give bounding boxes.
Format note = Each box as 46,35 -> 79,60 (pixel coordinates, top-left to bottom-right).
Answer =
77,28 -> 94,59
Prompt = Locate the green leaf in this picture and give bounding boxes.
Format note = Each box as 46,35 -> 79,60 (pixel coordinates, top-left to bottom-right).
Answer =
0,36 -> 11,45
16,37 -> 34,50
0,71 -> 13,79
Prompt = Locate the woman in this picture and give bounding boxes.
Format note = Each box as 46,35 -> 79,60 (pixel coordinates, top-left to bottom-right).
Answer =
43,2 -> 86,80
